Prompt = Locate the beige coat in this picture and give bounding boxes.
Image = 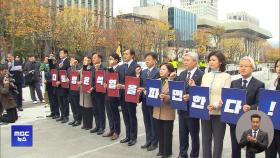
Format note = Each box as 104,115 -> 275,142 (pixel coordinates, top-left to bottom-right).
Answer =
79,70 -> 93,108
153,79 -> 175,121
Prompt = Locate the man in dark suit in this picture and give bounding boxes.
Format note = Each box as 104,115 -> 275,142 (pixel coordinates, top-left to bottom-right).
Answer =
103,53 -> 122,140
239,114 -> 268,156
137,53 -> 160,151
55,49 -> 70,123
117,49 -> 140,146
7,54 -> 24,111
90,53 -> 107,135
230,56 -> 265,158
176,52 -> 203,158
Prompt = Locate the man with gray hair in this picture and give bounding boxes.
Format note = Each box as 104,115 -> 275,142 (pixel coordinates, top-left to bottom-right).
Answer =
229,56 -> 265,158
175,51 -> 204,158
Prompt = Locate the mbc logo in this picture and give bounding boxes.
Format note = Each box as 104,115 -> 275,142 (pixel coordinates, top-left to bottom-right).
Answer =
11,125 -> 33,147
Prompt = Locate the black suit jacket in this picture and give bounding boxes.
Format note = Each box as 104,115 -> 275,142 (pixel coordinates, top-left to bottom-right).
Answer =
91,64 -> 106,90
231,77 -> 265,110
176,68 -> 204,114
139,67 -> 160,102
56,58 -> 70,96
239,129 -> 268,153
119,61 -> 139,104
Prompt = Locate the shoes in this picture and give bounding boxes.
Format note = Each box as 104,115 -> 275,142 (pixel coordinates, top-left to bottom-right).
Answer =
68,120 -> 75,125
156,152 -> 163,156
52,115 -> 60,119
61,117 -> 69,123
141,143 -> 151,149
33,101 -> 38,104
72,121 -> 81,126
90,127 -> 98,133
102,131 -> 114,137
128,140 -> 137,146
17,107 -> 23,111
147,144 -> 158,151
120,137 -> 130,143
41,100 -> 45,103
111,133 -> 119,140
97,129 -> 105,135
56,117 -> 63,121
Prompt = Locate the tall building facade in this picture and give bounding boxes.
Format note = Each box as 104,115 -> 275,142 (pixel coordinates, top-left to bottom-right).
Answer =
181,0 -> 218,19
57,0 -> 113,28
140,0 -> 162,7
227,12 -> 259,26
168,7 -> 197,47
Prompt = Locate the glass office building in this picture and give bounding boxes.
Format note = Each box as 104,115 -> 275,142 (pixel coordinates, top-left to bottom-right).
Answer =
168,7 -> 197,47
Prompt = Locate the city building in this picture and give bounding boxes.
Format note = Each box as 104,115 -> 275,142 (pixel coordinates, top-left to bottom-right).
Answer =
56,0 -> 113,29
134,5 -> 197,47
140,0 -> 162,7
168,7 -> 197,47
181,0 -> 218,19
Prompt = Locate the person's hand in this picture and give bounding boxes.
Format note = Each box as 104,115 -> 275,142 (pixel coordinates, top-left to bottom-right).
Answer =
3,77 -> 9,84
77,81 -> 82,85
188,79 -> 196,86
169,72 -> 177,80
135,67 -> 142,76
251,137 -> 257,143
159,94 -> 167,100
247,134 -> 251,141
207,105 -> 215,111
95,64 -> 100,70
103,83 -> 108,89
243,104 -> 251,112
56,81 -> 61,86
137,87 -> 145,93
66,78 -> 69,83
116,84 -> 125,89
87,87 -> 93,93
183,94 -> 190,102
44,80 -> 47,84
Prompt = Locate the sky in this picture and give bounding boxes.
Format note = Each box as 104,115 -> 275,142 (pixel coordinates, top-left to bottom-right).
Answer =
113,0 -> 279,46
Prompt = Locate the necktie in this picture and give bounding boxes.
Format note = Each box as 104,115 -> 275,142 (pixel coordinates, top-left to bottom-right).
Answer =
276,79 -> 280,90
242,80 -> 248,89
186,72 -> 191,86
124,64 -> 128,73
253,131 -> 257,138
147,69 -> 151,78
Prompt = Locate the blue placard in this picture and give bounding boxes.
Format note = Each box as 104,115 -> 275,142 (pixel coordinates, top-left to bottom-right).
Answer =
221,88 -> 246,124
11,125 -> 33,147
189,86 -> 210,120
146,79 -> 162,107
258,89 -> 280,130
169,81 -> 187,111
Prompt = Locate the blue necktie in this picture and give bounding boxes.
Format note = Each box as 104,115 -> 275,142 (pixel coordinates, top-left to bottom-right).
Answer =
124,64 -> 128,73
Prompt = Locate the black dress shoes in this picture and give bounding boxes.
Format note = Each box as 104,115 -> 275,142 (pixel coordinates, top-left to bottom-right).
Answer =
97,129 -> 105,135
156,152 -> 163,156
56,117 -> 63,121
72,121 -> 81,126
68,120 -> 75,125
61,117 -> 69,123
128,140 -> 137,146
141,143 -> 151,149
120,137 -> 130,143
147,144 -> 157,151
90,127 -> 99,133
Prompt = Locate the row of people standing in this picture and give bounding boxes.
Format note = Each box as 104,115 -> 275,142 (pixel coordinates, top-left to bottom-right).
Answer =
42,48 -> 280,158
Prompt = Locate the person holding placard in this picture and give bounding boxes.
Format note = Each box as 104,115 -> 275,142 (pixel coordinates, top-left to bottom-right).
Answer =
67,57 -> 81,127
79,56 -> 94,130
265,58 -> 280,158
176,52 -> 204,158
116,49 -> 140,146
102,53 -> 122,140
137,53 -> 160,151
230,56 -> 265,158
153,63 -> 175,158
55,49 -> 70,124
90,53 -> 107,135
200,50 -> 231,158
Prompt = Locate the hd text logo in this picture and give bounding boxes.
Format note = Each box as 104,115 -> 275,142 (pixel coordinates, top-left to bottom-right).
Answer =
11,125 -> 33,147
